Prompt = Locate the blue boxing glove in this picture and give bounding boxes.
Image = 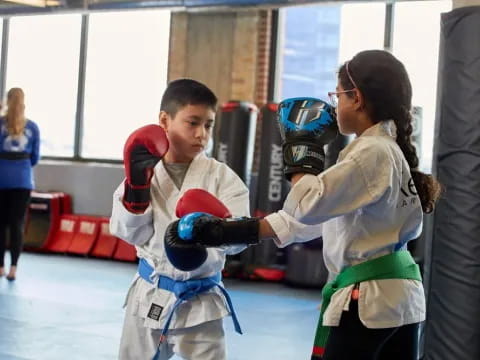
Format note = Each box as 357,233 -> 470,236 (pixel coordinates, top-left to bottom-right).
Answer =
178,212 -> 259,246
277,97 -> 338,180
164,213 -> 209,271
164,212 -> 260,270
176,212 -> 214,241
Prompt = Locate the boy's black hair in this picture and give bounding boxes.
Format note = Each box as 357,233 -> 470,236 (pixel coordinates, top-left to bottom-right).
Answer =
160,78 -> 218,117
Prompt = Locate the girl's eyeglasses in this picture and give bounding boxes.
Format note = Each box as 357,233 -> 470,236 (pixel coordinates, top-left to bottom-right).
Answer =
328,60 -> 358,108
327,89 -> 355,108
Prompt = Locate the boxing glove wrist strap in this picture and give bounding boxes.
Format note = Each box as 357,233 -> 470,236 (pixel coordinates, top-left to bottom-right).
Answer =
282,140 -> 325,178
123,181 -> 151,212
216,217 -> 260,246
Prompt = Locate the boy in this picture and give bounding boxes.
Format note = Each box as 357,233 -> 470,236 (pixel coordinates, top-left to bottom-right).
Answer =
110,79 -> 249,360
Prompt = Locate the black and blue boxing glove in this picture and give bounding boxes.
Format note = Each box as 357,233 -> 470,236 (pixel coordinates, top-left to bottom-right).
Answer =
164,212 -> 260,270
163,213 -> 208,272
277,97 -> 338,180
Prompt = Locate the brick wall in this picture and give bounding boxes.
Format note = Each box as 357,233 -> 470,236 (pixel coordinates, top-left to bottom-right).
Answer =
168,12 -> 188,82
254,10 -> 272,107
168,9 -> 273,106
168,9 -> 275,175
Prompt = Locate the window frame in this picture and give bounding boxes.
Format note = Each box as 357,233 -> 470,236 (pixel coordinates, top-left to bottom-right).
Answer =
0,10 -> 171,164
273,2 -> 392,103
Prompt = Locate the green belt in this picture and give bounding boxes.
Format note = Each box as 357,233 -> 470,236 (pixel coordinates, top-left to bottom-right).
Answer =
311,250 -> 422,359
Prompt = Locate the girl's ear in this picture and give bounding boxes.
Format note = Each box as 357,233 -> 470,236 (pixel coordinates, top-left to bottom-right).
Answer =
352,88 -> 365,112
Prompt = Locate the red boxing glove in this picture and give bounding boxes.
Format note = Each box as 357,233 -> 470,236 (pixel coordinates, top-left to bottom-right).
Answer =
123,124 -> 169,213
176,189 -> 232,218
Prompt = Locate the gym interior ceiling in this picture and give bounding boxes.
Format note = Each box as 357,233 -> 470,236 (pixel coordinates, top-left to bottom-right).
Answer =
0,0 -> 410,15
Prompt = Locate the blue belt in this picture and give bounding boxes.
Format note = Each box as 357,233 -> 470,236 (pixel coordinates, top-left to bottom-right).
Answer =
138,258 -> 242,341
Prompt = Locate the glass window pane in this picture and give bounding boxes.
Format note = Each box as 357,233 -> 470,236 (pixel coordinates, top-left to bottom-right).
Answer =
392,0 -> 452,172
6,14 -> 82,157
82,10 -> 171,160
337,4 -> 385,64
277,4 -> 385,102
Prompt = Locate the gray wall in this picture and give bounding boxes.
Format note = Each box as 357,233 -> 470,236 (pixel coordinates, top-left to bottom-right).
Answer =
34,160 -> 125,217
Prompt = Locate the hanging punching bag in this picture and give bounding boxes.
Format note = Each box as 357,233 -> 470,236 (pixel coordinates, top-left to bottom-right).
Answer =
213,100 -> 258,185
242,103 -> 290,281
423,7 -> 480,360
213,100 -> 258,277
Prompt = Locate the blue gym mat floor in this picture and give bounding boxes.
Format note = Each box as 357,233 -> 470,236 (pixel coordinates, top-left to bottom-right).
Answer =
0,253 -> 321,360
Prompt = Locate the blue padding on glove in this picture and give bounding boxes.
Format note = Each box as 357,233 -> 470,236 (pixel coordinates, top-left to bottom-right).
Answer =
178,212 -> 212,240
278,97 -> 335,133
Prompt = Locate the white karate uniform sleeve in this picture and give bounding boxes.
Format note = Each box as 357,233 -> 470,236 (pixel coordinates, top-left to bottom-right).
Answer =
267,141 -> 393,247
265,210 -> 322,248
110,181 -> 155,246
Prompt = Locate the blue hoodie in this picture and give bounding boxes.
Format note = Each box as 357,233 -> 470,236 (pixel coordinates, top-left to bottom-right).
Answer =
0,117 -> 40,190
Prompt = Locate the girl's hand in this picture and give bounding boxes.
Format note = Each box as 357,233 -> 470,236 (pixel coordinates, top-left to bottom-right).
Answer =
291,173 -> 307,185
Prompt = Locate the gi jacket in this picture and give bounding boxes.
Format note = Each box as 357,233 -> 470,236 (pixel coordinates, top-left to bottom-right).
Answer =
110,153 -> 249,330
266,120 -> 425,328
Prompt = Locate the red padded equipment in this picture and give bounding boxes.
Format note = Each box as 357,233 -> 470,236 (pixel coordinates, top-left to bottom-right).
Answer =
67,216 -> 100,255
90,218 -> 119,258
45,214 -> 79,253
113,239 -> 137,262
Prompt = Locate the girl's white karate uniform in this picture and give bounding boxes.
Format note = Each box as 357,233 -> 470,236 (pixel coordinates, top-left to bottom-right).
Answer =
110,153 -> 249,360
266,120 -> 426,329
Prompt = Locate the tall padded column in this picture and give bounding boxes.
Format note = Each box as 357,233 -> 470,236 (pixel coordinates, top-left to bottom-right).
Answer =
423,6 -> 480,359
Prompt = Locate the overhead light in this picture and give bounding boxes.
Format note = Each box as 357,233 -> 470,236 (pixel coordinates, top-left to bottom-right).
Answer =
2,0 -> 61,7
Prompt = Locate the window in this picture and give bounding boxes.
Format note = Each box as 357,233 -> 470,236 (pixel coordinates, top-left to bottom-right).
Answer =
337,3 -> 385,64
392,0 -> 452,172
6,14 -> 82,157
82,10 -> 170,160
277,3 -> 385,102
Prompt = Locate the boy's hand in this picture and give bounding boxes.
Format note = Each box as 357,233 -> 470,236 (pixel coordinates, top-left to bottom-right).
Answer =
123,124 -> 169,213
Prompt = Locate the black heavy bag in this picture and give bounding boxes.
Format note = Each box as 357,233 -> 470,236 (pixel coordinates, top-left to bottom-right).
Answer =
213,101 -> 257,277
285,239 -> 328,288
242,103 -> 290,281
213,101 -> 258,185
423,7 -> 480,360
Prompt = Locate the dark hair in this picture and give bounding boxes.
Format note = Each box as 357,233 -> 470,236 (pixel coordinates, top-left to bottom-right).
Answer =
160,78 -> 217,117
338,50 -> 441,213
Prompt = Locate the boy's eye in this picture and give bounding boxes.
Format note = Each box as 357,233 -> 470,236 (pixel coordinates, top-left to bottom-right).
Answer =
205,124 -> 213,130
189,121 -> 199,126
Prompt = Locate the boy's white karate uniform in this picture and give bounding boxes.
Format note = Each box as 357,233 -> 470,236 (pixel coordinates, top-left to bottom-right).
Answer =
266,120 -> 426,329
110,153 -> 249,360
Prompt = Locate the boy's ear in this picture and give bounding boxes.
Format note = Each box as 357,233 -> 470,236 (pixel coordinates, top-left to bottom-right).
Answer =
159,110 -> 170,131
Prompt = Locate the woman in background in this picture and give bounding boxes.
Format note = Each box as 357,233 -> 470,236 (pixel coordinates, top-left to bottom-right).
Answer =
0,88 -> 40,281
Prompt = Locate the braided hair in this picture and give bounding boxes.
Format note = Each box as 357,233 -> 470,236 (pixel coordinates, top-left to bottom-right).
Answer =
338,50 -> 441,213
